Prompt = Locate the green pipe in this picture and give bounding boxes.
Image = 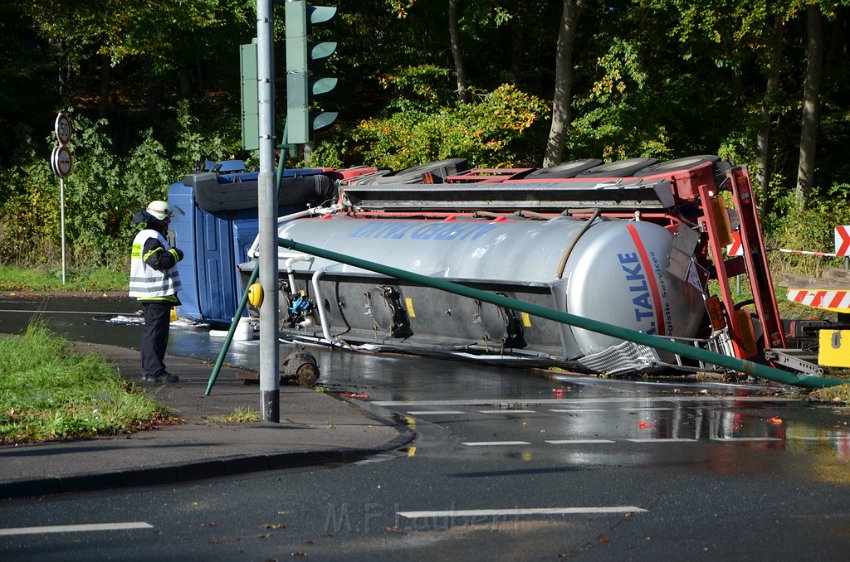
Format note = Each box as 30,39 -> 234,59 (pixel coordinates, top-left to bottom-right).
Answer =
205,263 -> 260,396
278,236 -> 847,390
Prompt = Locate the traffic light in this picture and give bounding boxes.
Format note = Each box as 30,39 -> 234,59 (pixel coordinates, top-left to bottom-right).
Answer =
239,40 -> 259,151
285,0 -> 338,144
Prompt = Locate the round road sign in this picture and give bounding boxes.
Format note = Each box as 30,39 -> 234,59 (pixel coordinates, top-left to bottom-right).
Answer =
55,113 -> 71,145
51,145 -> 73,178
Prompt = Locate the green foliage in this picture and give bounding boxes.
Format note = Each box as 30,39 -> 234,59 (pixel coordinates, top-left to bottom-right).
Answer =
0,322 -> 169,443
2,0 -> 850,282
172,100 -> 232,173
765,183 -> 850,276
0,158 -> 61,265
352,84 -> 548,169
206,407 -> 261,424
0,106 -> 231,268
568,39 -> 674,160
380,64 -> 454,112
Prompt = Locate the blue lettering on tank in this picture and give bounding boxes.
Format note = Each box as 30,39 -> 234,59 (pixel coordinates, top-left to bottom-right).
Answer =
468,224 -> 499,240
618,252 -> 655,324
383,223 -> 416,239
347,222 -> 381,238
411,223 -> 440,240
347,221 -> 500,242
434,224 -> 459,240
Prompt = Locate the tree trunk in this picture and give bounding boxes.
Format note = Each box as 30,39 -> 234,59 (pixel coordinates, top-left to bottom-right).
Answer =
756,16 -> 783,206
179,71 -> 192,97
796,5 -> 824,208
543,0 -> 584,167
448,0 -> 468,102
98,55 -> 111,118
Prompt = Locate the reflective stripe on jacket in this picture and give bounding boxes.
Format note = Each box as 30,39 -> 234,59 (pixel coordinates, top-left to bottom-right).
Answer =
129,229 -> 182,299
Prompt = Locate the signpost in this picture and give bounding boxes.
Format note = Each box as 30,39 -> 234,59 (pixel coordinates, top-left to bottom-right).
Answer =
51,113 -> 72,284
836,225 -> 850,269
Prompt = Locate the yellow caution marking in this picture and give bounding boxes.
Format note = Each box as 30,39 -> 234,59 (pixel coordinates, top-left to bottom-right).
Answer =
405,297 -> 416,318
521,311 -> 532,328
819,330 -> 850,368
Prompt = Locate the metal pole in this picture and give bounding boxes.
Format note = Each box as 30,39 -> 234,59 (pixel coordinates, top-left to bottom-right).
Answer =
205,263 -> 260,396
257,0 -> 280,422
277,236 -> 847,390
60,178 -> 66,285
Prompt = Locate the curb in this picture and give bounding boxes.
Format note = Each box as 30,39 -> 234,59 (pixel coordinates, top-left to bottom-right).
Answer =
0,427 -> 415,500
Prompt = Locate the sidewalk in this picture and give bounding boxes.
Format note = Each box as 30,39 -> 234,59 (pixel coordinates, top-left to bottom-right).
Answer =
0,342 -> 412,500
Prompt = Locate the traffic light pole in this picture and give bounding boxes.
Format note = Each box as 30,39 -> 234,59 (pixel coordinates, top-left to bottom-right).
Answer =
257,0 -> 280,422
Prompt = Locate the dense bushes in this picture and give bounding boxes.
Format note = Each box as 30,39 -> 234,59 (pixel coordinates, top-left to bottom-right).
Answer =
0,104 -> 232,269
1,90 -> 847,276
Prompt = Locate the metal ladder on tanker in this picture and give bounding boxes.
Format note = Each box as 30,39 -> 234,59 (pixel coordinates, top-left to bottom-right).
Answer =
697,166 -> 786,361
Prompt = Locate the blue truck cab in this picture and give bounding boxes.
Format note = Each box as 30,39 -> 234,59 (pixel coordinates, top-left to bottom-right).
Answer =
168,160 -> 334,324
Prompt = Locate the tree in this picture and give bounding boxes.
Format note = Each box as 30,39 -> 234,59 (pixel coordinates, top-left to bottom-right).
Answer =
448,0 -> 469,101
543,0 -> 584,167
795,4 -> 825,207
756,14 -> 784,200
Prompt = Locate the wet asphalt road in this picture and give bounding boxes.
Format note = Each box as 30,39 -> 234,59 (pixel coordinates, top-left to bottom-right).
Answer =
2,295 -> 850,560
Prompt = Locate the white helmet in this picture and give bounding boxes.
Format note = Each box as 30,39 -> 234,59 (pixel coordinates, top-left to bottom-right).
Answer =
146,200 -> 173,221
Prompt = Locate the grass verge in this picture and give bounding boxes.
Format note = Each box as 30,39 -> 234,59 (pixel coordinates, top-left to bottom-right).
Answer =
206,407 -> 261,424
0,265 -> 127,292
0,322 -> 172,444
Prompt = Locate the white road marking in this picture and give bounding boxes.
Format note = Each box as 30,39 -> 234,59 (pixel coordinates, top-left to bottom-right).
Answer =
0,522 -> 154,536
373,396 -> 794,407
627,438 -> 698,443
406,411 -> 465,415
397,507 -> 647,519
549,408 -> 606,413
788,436 -> 850,441
545,439 -> 615,444
710,437 -> 783,442
479,409 -> 536,414
620,407 -> 674,411
0,309 -> 133,316
462,441 -> 531,447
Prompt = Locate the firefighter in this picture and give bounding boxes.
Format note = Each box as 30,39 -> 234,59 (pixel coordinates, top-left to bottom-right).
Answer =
130,200 -> 183,383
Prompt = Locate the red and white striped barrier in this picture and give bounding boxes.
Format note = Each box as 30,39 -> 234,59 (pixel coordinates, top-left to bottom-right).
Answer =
787,289 -> 850,311
727,225 -> 850,259
767,247 -> 838,258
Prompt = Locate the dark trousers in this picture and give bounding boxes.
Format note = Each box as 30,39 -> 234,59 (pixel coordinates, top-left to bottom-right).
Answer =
141,301 -> 172,377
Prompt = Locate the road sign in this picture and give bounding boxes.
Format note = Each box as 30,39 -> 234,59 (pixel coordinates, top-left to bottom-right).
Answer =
55,113 -> 71,145
835,226 -> 850,257
726,231 -> 743,256
51,145 -> 72,178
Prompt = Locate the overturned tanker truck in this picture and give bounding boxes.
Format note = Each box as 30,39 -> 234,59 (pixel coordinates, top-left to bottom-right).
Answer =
220,153 -> 825,377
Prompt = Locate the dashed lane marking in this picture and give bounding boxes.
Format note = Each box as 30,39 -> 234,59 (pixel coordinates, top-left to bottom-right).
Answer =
372,396 -> 795,407
626,438 -> 698,443
478,409 -> 536,414
710,437 -> 783,442
620,407 -> 674,412
406,411 -> 465,415
549,408 -> 606,413
397,507 -> 647,519
462,441 -> 531,447
545,439 -> 615,444
0,522 -> 154,536
788,435 -> 850,441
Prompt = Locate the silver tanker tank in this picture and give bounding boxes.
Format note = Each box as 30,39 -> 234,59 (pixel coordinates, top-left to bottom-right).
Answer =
272,215 -> 705,367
